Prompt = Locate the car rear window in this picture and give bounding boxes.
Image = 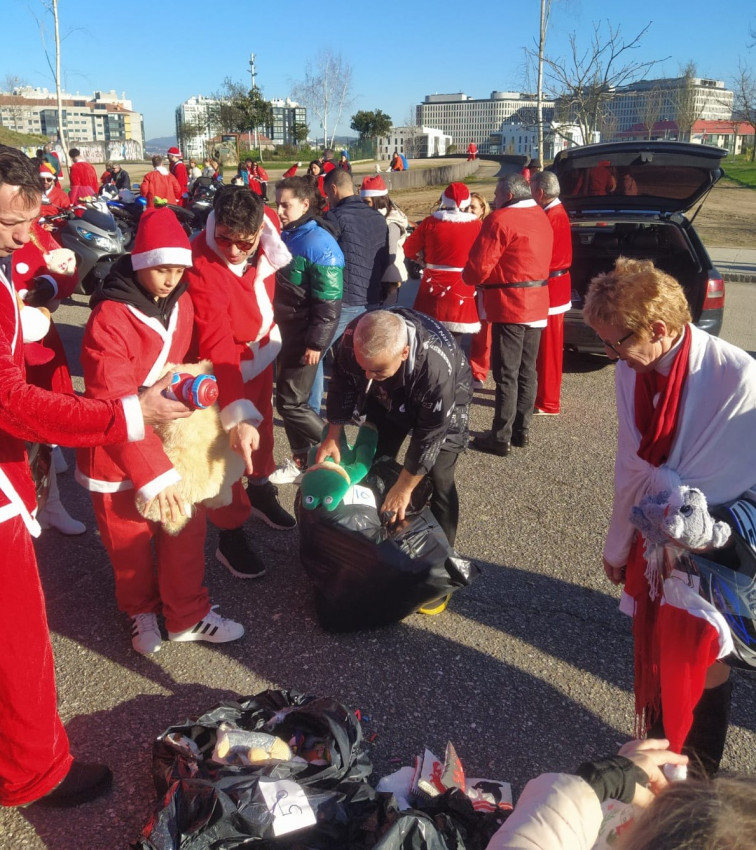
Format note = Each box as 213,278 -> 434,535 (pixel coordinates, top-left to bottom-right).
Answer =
559,163 -> 715,203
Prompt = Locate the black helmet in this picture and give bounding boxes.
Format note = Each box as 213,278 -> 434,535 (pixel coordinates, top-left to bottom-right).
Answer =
682,494 -> 756,671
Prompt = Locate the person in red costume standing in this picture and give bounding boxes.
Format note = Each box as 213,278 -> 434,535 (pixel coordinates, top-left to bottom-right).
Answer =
463,173 -> 552,456
140,155 -> 182,208
466,140 -> 478,161
0,145 -> 192,808
405,182 -> 482,342
38,161 -> 70,220
185,186 -> 296,579
167,146 -> 188,204
67,147 -> 98,203
531,170 -> 572,416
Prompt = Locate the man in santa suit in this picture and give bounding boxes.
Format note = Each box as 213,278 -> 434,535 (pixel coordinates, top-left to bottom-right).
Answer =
185,185 -> 296,579
67,147 -> 98,203
466,140 -> 478,161
38,161 -> 70,220
531,170 -> 573,416
0,144 -> 191,807
167,146 -> 189,205
463,173 -> 552,456
140,155 -> 182,208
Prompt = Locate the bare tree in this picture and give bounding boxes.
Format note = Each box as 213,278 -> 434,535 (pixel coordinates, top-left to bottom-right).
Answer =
291,50 -> 354,149
733,61 -> 756,161
402,106 -> 422,158
639,86 -> 664,139
674,62 -> 701,142
536,0 -> 552,163
543,20 -> 666,145
3,75 -> 27,132
34,1 -> 68,161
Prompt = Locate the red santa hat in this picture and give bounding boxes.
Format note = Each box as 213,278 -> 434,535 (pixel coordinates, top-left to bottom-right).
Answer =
39,162 -> 56,178
167,146 -> 183,159
439,182 -> 471,211
360,175 -> 388,198
131,207 -> 192,271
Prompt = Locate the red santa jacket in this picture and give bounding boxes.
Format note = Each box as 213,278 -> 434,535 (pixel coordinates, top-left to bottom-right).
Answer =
39,184 -> 71,220
0,264 -> 137,534
186,208 -> 291,431
69,160 -> 98,194
463,200 -> 552,325
170,160 -> 189,201
543,199 -> 572,314
76,271 -> 195,502
140,168 -> 182,207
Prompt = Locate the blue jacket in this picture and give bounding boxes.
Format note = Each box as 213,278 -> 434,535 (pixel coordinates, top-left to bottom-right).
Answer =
325,196 -> 388,307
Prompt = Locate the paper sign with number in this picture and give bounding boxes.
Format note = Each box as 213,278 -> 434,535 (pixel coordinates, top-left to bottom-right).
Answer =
259,779 -> 316,837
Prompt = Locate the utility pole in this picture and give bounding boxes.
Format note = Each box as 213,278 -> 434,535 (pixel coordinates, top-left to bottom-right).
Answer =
248,52 -> 262,163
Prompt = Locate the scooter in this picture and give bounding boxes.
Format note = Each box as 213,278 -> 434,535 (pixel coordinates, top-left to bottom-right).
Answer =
42,199 -> 127,295
186,177 -> 218,235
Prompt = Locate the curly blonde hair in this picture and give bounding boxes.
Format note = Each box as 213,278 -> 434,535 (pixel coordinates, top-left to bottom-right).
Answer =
583,257 -> 691,338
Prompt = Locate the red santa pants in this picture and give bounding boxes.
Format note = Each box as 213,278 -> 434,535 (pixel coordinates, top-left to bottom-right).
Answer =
91,491 -> 210,633
0,516 -> 72,806
469,321 -> 491,383
535,312 -> 565,414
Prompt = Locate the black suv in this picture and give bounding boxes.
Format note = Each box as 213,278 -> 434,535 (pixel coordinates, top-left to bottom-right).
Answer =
551,141 -> 726,354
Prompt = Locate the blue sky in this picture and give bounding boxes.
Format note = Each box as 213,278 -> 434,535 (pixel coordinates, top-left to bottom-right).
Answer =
4,0 -> 754,141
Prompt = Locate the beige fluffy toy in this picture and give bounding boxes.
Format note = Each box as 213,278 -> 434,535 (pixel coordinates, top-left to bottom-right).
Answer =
136,360 -> 245,534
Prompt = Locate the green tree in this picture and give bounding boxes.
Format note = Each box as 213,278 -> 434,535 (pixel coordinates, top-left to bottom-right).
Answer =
211,78 -> 273,135
293,122 -> 309,144
350,109 -> 392,141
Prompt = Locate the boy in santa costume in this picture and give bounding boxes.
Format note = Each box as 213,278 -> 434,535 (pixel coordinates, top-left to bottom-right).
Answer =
405,182 -> 482,341
0,144 -> 191,807
185,185 -> 295,579
77,207 -> 248,654
530,170 -> 572,416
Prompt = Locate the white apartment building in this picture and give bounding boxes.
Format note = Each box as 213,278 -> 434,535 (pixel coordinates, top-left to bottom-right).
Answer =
0,86 -> 144,156
175,95 -> 223,161
376,126 -> 452,159
605,77 -> 733,135
416,92 -> 556,153
492,121 -> 588,160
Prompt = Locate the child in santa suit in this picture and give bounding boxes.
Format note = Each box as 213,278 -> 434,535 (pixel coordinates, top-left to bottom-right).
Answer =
13,220 -> 85,534
76,208 -> 247,655
404,182 -> 482,341
185,186 -> 295,579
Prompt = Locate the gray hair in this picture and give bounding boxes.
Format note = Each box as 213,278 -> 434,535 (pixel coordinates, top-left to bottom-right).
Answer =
530,170 -> 560,200
354,310 -> 407,360
498,173 -> 532,202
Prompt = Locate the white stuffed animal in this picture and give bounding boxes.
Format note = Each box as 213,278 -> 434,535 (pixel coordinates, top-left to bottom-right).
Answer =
136,360 -> 245,535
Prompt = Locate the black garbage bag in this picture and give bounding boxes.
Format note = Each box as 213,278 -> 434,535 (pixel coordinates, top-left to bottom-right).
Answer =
297,459 -> 480,632
133,690 -> 374,850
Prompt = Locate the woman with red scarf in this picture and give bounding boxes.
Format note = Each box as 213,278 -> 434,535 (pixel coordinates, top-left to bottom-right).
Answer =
583,258 -> 756,777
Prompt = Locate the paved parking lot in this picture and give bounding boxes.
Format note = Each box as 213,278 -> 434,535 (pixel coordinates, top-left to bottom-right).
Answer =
2,281 -> 755,849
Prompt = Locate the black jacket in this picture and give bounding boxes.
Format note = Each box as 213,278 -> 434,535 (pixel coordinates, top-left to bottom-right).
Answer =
325,196 -> 389,307
327,308 -> 472,475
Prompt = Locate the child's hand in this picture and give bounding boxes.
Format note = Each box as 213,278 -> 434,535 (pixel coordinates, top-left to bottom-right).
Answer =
230,420 -> 259,474
147,484 -> 187,525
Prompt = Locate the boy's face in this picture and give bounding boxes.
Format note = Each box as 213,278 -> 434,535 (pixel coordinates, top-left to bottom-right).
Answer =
135,265 -> 185,300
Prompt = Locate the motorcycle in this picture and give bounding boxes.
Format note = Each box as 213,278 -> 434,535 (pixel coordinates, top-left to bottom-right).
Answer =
186,176 -> 218,235
42,199 -> 127,295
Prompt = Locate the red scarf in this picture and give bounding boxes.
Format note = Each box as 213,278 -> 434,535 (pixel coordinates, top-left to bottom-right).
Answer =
626,328 -> 692,740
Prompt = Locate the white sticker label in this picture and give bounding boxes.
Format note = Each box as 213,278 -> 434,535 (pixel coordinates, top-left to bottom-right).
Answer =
259,778 -> 316,837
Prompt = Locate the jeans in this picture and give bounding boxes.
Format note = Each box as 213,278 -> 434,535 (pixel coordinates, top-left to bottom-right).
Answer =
309,304 -> 367,415
276,333 -> 326,456
490,322 -> 542,443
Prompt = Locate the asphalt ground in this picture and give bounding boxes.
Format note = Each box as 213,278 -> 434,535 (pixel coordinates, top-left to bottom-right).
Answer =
2,280 -> 756,847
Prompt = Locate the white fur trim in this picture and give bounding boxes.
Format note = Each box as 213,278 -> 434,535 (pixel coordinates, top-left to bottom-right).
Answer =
548,302 -> 571,315
75,467 -> 134,493
137,468 -> 182,503
431,209 -> 479,223
156,166 -> 170,175
219,398 -> 263,430
241,326 -> 282,382
444,320 -> 481,334
132,246 -> 192,271
260,216 -> 293,270
121,394 -> 145,442
360,188 -> 388,197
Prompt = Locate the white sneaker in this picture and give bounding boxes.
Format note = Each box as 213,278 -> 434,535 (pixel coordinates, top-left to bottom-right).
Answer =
268,458 -> 304,485
130,613 -> 162,654
168,606 -> 245,644
533,408 -> 559,416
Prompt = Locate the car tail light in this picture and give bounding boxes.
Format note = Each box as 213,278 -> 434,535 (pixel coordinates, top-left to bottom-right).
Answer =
702,273 -> 725,311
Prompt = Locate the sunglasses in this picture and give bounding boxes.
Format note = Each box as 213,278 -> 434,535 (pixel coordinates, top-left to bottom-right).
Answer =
214,231 -> 256,252
595,329 -> 634,355
41,177 -> 55,183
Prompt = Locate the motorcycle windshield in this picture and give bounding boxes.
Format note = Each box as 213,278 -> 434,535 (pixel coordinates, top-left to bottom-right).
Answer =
79,206 -> 118,233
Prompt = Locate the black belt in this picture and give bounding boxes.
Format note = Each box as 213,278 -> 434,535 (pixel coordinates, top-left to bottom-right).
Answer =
549,269 -> 569,278
486,279 -> 548,290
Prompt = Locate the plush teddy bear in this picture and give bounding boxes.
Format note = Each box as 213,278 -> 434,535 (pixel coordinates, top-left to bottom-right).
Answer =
136,360 -> 246,534
300,424 -> 378,511
631,484 -> 732,552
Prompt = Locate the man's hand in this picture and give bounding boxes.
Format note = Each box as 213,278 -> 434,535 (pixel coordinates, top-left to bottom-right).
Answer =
302,348 -> 321,366
603,556 -> 626,585
315,424 -> 343,464
146,483 -> 187,525
139,374 -> 194,425
617,738 -> 688,807
380,468 -> 424,526
230,419 -> 260,474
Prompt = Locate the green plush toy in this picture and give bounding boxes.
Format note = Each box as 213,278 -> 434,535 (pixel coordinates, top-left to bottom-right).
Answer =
301,424 -> 378,511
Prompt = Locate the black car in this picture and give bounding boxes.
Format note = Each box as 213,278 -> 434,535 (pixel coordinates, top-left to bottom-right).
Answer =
552,141 -> 726,354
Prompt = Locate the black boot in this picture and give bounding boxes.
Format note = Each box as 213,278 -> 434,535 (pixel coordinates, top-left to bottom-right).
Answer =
683,679 -> 733,777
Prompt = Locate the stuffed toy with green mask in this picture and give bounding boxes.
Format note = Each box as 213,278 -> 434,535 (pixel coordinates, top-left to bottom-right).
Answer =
301,424 -> 378,511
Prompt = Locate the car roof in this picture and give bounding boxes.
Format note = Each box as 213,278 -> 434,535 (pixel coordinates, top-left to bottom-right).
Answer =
552,141 -> 726,214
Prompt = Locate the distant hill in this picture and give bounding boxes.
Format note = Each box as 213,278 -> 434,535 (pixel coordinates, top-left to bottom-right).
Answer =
144,135 -> 177,155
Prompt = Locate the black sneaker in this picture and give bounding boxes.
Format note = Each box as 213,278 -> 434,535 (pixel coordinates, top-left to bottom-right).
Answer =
246,481 -> 297,530
36,760 -> 113,808
216,528 -> 267,579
